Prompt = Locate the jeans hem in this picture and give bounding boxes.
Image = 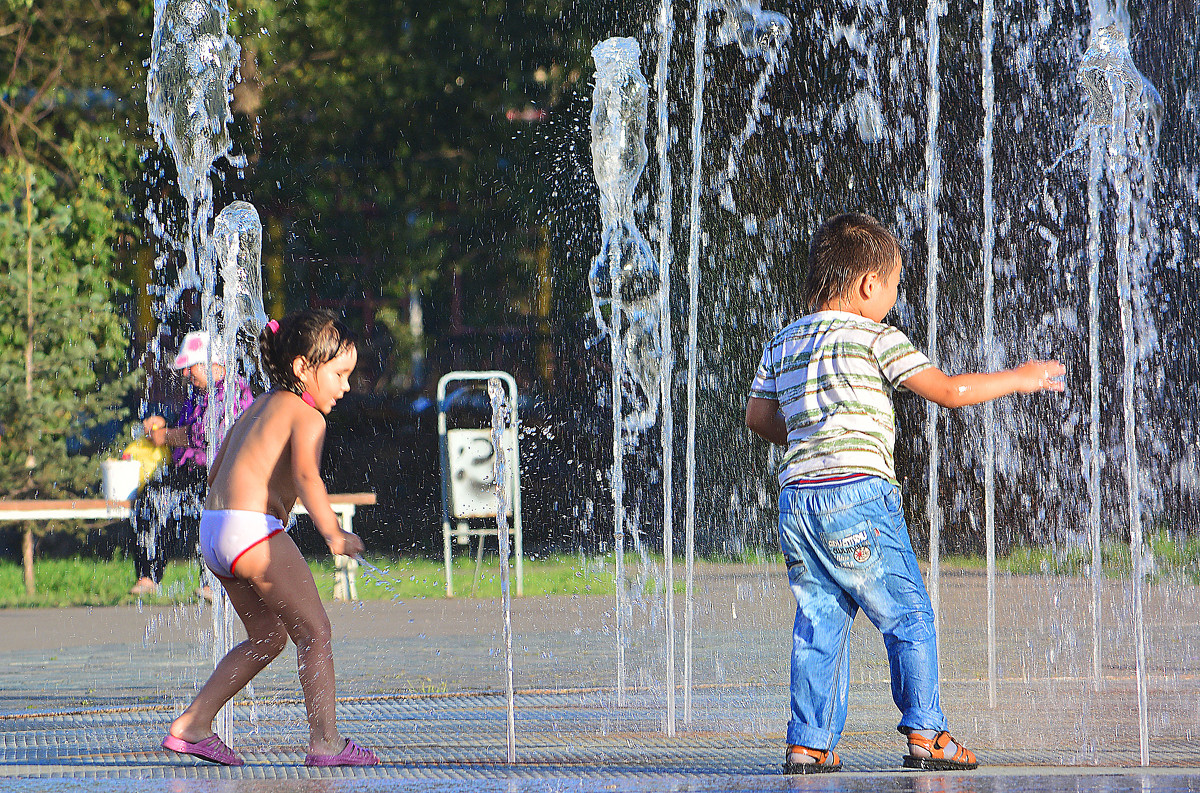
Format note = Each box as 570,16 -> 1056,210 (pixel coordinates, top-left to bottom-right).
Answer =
897,711 -> 948,734
786,723 -> 840,752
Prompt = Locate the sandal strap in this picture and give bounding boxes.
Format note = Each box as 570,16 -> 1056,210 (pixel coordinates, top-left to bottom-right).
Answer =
908,731 -> 973,763
344,740 -> 374,762
787,745 -> 839,765
949,741 -> 976,765
906,732 -> 937,754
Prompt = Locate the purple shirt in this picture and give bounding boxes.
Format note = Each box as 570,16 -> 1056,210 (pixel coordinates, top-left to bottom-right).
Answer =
173,377 -> 254,468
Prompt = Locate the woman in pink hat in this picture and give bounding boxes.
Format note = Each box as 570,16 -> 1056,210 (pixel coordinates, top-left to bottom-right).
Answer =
129,331 -> 253,597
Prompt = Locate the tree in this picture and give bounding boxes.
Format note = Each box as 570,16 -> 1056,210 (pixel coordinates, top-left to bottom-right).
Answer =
236,0 -> 607,381
0,2 -> 143,590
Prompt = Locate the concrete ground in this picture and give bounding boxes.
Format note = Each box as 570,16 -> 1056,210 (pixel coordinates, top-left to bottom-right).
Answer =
1,563 -> 1198,787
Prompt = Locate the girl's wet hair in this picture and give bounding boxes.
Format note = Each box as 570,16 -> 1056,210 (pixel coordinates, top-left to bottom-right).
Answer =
804,213 -> 901,311
258,309 -> 356,395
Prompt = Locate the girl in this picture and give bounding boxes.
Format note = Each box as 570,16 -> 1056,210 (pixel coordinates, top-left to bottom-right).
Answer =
161,309 -> 379,767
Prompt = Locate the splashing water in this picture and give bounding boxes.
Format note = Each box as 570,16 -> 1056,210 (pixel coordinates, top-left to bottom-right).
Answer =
1079,25 -> 1163,131
212,201 -> 269,339
353,556 -> 411,602
1075,13 -> 1163,767
208,200 -> 270,398
489,378 -> 517,764
710,0 -> 791,57
147,0 -> 244,748
715,49 -> 791,213
147,0 -> 240,288
588,38 -> 663,432
711,0 -> 792,213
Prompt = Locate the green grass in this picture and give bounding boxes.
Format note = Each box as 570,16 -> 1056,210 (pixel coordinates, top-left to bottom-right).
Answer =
323,554 -> 624,601
939,530 -> 1200,583
0,552 -> 677,608
5,533 -> 1197,608
0,552 -> 208,608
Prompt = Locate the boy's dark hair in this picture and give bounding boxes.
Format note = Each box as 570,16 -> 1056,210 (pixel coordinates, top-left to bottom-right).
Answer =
259,309 -> 356,395
805,213 -> 901,310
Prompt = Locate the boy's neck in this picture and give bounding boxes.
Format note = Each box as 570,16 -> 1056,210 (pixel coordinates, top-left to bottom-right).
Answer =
815,300 -> 869,319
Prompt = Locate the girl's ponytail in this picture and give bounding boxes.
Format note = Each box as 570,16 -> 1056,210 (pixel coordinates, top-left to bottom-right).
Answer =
258,320 -> 286,389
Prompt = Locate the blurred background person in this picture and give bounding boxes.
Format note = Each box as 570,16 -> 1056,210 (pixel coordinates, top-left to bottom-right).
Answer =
129,331 -> 253,596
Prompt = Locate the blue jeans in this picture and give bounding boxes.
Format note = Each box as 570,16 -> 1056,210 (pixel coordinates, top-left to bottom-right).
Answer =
779,476 -> 945,750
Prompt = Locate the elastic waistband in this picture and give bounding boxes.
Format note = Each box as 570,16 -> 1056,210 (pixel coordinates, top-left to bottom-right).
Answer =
783,473 -> 874,489
780,475 -> 896,513
202,509 -> 286,530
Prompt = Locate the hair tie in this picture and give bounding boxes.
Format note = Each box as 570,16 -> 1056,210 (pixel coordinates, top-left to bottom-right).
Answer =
266,319 -> 279,334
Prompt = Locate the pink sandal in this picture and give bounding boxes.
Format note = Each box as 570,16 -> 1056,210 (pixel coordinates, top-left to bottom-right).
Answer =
304,738 -> 380,767
162,733 -> 244,766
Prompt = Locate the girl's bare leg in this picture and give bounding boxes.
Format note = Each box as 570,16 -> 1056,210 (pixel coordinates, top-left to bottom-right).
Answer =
168,576 -> 288,742
231,531 -> 345,755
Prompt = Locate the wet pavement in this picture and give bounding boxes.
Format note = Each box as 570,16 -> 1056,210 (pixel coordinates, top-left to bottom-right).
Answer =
4,769 -> 1200,792
1,565 -> 1199,787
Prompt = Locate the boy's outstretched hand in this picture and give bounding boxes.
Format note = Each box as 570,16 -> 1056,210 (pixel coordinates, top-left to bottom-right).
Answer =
1013,360 -> 1066,393
905,359 -> 1066,408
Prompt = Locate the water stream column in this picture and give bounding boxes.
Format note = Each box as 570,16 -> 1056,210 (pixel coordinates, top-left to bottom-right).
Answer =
1078,14 -> 1160,764
1111,79 -> 1150,768
923,0 -> 945,647
679,0 -> 790,728
588,39 -> 655,709
147,0 -> 241,744
654,0 -> 678,737
980,0 -> 998,709
488,378 -> 517,764
683,0 -> 710,729
611,274 -> 628,709
1086,126 -> 1104,694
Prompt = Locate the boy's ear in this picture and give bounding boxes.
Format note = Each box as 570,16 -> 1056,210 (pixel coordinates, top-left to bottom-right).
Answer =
857,271 -> 878,300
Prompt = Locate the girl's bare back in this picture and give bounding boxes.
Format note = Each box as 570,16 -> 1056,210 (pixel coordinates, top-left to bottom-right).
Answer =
206,391 -> 325,524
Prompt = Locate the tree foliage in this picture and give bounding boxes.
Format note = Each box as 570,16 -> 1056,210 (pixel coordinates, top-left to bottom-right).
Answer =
0,3 -> 144,499
0,0 -> 623,437
0,2 -> 148,166
0,134 -> 136,498
241,0 -> 601,336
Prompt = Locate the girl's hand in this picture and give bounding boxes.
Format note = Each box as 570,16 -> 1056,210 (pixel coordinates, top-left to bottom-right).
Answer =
327,530 -> 365,558
1014,360 -> 1066,393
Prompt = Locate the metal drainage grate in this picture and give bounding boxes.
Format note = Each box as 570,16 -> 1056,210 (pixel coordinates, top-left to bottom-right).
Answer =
1,692 -> 1197,779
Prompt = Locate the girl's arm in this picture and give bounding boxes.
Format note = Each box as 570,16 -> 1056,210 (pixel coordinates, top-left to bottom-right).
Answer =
745,396 -> 789,445
290,409 -> 365,557
903,360 -> 1065,408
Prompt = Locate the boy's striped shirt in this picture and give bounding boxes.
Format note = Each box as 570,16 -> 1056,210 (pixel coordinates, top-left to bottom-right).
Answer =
749,311 -> 932,487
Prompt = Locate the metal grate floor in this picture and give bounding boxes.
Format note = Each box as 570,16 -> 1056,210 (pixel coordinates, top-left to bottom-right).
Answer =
3,691 -> 1199,780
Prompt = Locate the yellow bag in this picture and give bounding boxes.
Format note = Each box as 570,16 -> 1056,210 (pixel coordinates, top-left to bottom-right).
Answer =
121,437 -> 169,488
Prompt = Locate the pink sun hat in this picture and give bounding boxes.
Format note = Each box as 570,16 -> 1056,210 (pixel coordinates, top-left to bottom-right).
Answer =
171,331 -> 225,369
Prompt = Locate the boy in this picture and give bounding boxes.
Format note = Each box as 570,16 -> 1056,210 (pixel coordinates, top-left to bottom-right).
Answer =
745,213 -> 1064,774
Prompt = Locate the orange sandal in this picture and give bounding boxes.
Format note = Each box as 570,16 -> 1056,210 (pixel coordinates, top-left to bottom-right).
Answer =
903,731 -> 978,770
783,744 -> 842,774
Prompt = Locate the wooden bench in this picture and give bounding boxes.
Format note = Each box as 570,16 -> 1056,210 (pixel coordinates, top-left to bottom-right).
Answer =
0,493 -> 376,600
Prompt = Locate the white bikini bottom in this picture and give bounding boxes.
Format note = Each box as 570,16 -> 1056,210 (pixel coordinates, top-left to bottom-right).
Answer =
200,509 -> 287,580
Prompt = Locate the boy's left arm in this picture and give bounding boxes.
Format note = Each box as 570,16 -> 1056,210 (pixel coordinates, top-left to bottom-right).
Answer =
745,396 -> 789,445
903,360 -> 1065,408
